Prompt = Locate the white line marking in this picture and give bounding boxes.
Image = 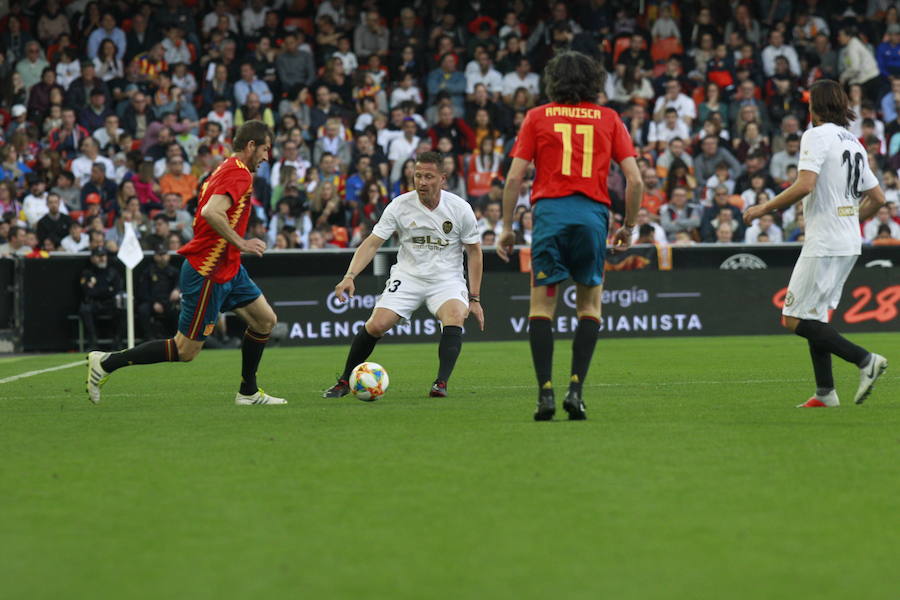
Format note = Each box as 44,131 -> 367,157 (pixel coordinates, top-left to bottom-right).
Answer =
273,300 -> 319,307
656,293 -> 702,298
0,360 -> 84,384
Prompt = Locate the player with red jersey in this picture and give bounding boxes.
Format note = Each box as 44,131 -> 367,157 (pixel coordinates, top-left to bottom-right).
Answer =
86,121 -> 286,406
498,52 -> 643,421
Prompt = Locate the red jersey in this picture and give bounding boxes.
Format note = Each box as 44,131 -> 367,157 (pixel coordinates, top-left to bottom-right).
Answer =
179,156 -> 253,283
510,102 -> 637,206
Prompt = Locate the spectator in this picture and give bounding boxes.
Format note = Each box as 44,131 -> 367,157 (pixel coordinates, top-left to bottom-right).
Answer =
391,7 -> 426,54
630,207 -> 667,245
700,188 -> 744,242
0,226 -> 29,257
234,61 -> 273,107
87,12 -> 127,61
313,119 -> 353,170
354,10 -> 389,60
761,30 -> 800,77
427,53 -> 467,114
78,89 -> 114,133
36,0 -> 70,45
744,213 -> 784,243
878,24 -> 900,79
36,193 -> 72,244
478,200 -> 504,236
427,104 -> 476,156
159,193 -> 193,240
864,205 -> 900,240
65,60 -> 110,109
16,41 -> 50,91
80,165 -> 118,215
125,13 -> 157,63
715,221 -> 736,243
72,138 -> 115,187
159,155 -> 198,207
769,134 -> 801,186
277,33 -> 317,92
659,186 -> 701,241
78,247 -> 123,350
501,57 -> 540,105
694,135 -> 742,183
22,175 -> 50,228
466,52 -> 503,101
387,118 -> 421,174
60,220 -> 90,253
838,27 -> 882,101
235,92 -> 275,130
652,80 -> 695,128
137,246 -> 180,340
52,171 -> 81,213
27,67 -> 64,124
241,0 -> 268,38
55,48 -> 81,91
649,107 -> 690,153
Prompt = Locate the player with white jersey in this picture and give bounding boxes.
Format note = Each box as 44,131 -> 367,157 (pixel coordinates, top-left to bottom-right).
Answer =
322,152 -> 484,399
743,80 -> 888,408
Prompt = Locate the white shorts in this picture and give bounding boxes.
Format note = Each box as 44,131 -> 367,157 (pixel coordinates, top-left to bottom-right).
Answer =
374,268 -> 469,320
782,255 -> 858,323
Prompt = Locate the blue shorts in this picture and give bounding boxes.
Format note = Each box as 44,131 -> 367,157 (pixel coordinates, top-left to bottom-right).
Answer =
178,262 -> 261,341
531,195 -> 609,287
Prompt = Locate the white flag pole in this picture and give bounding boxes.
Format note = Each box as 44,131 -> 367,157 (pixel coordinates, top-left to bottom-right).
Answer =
126,267 -> 135,349
116,221 -> 144,350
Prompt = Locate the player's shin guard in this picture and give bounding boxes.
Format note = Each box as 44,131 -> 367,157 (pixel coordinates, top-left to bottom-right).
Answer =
100,338 -> 180,373
240,329 -> 270,395
571,316 -> 600,391
340,327 -> 381,381
794,320 -> 869,366
807,339 -> 835,393
528,316 -> 554,389
436,325 -> 462,382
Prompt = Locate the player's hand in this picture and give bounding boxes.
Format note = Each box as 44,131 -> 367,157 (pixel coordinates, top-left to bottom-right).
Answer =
240,238 -> 266,257
743,204 -> 766,226
496,231 -> 516,262
468,301 -> 485,331
334,277 -> 355,303
610,226 -> 633,252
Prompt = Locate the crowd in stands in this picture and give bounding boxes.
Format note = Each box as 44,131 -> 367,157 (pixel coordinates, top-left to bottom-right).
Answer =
2,0 -> 900,260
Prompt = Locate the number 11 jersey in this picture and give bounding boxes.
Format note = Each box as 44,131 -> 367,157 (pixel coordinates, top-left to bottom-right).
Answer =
509,101 -> 636,207
797,122 -> 878,257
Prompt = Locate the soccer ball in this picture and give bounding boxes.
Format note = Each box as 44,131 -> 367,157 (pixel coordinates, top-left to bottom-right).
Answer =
349,362 -> 390,401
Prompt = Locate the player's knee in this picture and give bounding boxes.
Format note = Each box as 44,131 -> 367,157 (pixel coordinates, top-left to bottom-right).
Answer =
365,319 -> 389,337
255,310 -> 277,334
175,339 -> 201,362
441,311 -> 466,327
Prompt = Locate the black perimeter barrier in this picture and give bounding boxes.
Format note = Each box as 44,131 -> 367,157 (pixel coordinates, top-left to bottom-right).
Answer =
4,244 -> 899,352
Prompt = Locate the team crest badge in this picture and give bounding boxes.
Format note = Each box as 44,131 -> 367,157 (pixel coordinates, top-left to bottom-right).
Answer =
204,323 -> 216,336
784,292 -> 795,307
442,221 -> 453,234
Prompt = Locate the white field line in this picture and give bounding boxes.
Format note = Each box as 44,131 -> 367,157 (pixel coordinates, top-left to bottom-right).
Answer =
0,360 -> 84,384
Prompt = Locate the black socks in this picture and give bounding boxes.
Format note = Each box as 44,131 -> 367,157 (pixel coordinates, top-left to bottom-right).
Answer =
570,317 -> 600,391
240,329 -> 270,395
436,325 -> 463,382
101,339 -> 179,373
528,317 -> 554,388
341,327 -> 381,381
794,320 -> 869,367
807,339 -> 835,393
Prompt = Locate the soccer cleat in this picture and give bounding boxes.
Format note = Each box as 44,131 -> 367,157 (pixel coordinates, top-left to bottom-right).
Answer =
235,388 -> 287,405
429,379 -> 447,397
854,353 -> 888,405
797,390 -> 839,408
533,388 -> 556,421
563,388 -> 587,420
322,379 -> 350,398
85,351 -> 110,404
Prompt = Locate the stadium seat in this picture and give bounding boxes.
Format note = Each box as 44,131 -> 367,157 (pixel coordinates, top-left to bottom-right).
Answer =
613,37 -> 632,65
651,37 -> 683,63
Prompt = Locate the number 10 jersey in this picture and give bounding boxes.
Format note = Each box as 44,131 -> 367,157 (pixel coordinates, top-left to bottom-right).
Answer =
797,122 -> 878,257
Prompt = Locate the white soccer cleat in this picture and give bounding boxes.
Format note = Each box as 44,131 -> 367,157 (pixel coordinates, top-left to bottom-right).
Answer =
854,353 -> 888,405
797,390 -> 839,408
234,389 -> 287,405
85,351 -> 110,404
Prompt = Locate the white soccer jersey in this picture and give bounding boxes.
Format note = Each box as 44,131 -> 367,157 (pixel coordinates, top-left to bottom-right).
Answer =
372,190 -> 480,282
797,123 -> 878,257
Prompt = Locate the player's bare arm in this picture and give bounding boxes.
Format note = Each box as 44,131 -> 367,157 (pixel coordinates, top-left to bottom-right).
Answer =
858,185 -> 886,221
464,242 -> 485,331
743,170 -> 817,225
334,233 -> 386,302
611,156 -> 643,252
201,193 -> 266,256
498,157 -> 530,262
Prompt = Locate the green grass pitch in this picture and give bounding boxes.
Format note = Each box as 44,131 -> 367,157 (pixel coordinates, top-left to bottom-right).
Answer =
1,334 -> 898,599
